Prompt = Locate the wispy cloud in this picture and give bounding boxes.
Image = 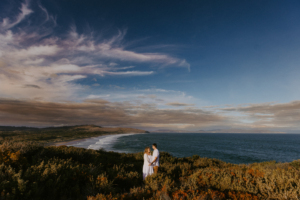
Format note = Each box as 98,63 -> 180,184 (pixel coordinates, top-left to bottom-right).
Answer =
4,1 -> 298,132
85,87 -> 195,108
104,71 -> 154,76
23,84 -> 41,89
0,1 -> 189,101
220,101 -> 300,131
0,0 -> 33,30
166,102 -> 195,107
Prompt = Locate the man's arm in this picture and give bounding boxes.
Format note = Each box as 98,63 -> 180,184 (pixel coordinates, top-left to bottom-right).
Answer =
149,150 -> 158,165
149,156 -> 157,166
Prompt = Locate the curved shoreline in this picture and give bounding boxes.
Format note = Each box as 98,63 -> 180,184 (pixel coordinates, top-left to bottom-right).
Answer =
50,132 -> 142,152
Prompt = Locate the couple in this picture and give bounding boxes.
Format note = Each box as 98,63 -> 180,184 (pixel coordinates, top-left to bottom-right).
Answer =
143,143 -> 159,180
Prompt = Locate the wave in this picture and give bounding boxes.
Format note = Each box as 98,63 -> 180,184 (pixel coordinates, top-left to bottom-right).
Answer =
67,133 -> 136,151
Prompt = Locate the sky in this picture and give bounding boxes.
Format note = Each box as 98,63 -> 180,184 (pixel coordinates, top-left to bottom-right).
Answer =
1,0 -> 300,133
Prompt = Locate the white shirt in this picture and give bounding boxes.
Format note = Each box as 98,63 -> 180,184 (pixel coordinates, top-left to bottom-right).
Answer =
152,149 -> 159,166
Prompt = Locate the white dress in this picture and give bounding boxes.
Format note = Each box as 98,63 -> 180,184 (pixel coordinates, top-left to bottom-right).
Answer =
143,153 -> 154,180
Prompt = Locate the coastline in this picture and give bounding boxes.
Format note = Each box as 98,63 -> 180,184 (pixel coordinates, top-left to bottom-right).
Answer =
4,137 -> 299,200
47,132 -> 145,151
39,125 -> 148,147
48,137 -> 92,147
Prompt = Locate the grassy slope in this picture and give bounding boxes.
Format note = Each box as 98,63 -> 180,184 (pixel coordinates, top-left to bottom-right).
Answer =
1,141 -> 300,199
0,126 -> 300,199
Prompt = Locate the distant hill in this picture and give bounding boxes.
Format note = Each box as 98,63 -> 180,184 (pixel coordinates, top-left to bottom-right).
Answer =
0,126 -> 39,131
0,124 -> 147,133
151,128 -> 285,134
197,129 -> 286,134
69,125 -> 148,134
0,125 -> 148,144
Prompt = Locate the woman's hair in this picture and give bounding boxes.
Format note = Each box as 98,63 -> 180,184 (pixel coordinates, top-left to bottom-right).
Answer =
144,147 -> 150,153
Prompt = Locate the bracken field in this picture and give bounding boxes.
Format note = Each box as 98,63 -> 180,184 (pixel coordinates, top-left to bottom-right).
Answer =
1,139 -> 300,200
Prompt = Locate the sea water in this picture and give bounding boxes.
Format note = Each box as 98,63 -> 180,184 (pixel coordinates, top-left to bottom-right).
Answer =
67,133 -> 300,164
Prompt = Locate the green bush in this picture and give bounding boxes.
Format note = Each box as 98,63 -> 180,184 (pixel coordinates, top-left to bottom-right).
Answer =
1,140 -> 300,199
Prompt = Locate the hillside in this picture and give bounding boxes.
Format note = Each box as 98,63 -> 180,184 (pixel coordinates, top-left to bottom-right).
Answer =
1,140 -> 300,200
0,125 -> 148,144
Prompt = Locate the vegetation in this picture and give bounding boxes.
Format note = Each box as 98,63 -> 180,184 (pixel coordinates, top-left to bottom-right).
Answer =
0,125 -> 147,145
1,138 -> 300,200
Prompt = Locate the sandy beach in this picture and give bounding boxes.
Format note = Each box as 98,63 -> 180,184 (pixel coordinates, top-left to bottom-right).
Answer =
50,138 -> 91,147
49,133 -> 143,151
44,137 -> 98,147
41,125 -> 148,148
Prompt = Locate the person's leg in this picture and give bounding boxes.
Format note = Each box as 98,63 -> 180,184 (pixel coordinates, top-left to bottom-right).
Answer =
154,166 -> 158,174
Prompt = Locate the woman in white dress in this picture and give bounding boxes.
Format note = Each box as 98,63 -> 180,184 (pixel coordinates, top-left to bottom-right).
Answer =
143,147 -> 154,180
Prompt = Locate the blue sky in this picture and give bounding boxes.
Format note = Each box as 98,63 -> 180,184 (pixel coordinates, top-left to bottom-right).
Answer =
1,0 -> 300,132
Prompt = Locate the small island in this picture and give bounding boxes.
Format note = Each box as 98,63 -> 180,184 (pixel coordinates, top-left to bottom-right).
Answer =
0,125 -> 299,200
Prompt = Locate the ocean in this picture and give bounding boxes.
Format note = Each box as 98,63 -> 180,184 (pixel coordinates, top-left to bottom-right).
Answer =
66,133 -> 300,164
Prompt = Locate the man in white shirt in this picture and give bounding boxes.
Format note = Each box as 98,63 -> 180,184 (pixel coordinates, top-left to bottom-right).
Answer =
150,143 -> 159,174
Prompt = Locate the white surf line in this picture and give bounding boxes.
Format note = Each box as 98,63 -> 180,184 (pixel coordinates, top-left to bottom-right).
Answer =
87,133 -> 136,151
65,136 -> 106,148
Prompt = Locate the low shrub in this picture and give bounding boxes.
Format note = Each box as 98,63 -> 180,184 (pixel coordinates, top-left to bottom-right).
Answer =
1,140 -> 300,199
